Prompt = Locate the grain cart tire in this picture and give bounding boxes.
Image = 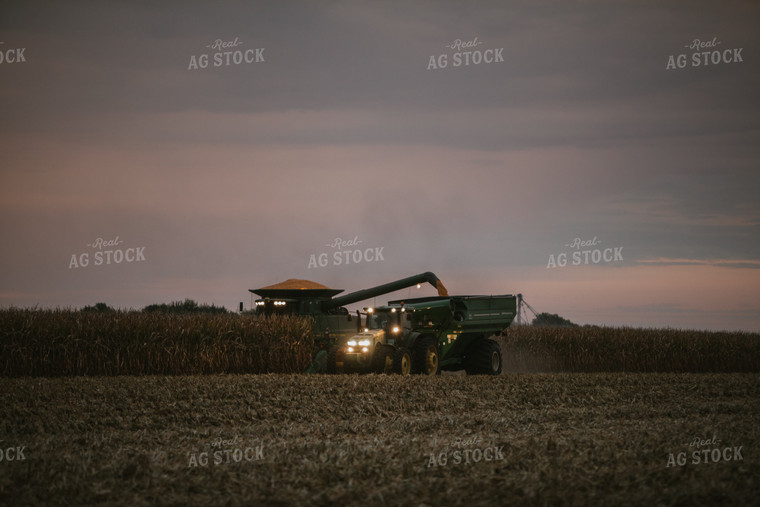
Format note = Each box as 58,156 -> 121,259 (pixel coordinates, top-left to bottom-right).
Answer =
393,347 -> 412,375
464,339 -> 502,375
413,336 -> 439,375
372,344 -> 395,374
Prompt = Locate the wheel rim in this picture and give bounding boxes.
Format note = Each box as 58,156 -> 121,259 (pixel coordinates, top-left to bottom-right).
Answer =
425,346 -> 438,375
401,353 -> 411,375
490,350 -> 499,372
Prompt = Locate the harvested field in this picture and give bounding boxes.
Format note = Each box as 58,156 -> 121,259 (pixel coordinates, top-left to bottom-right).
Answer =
0,373 -> 758,505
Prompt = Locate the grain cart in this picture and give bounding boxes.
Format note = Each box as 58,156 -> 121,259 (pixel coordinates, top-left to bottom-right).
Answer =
327,295 -> 516,375
248,272 -> 449,371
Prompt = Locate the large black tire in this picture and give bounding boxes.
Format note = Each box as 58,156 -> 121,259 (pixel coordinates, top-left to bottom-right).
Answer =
392,347 -> 412,375
372,344 -> 395,374
412,336 -> 439,375
464,339 -> 502,375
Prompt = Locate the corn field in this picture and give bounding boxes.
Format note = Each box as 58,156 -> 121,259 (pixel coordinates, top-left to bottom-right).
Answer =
1,309 -> 758,376
0,309 -> 315,376
500,325 -> 760,373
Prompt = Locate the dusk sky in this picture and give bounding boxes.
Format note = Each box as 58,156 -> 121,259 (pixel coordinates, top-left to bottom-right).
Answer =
1,0 -> 758,331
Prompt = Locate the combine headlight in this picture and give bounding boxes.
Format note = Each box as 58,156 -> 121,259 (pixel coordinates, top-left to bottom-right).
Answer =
367,307 -> 374,313
358,339 -> 371,347
347,340 -> 357,347
392,326 -> 400,333
347,347 -> 354,353
362,347 -> 369,353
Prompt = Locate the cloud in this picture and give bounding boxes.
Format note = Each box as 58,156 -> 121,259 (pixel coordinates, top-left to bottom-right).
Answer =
637,258 -> 760,269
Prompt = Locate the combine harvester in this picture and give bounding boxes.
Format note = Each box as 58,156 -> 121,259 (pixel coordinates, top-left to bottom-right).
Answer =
249,272 -> 516,375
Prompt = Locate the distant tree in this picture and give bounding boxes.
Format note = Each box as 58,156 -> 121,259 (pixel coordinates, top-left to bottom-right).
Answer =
142,299 -> 228,314
81,302 -> 116,313
532,312 -> 577,327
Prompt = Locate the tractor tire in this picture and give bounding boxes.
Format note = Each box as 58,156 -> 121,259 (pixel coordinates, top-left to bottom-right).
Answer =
392,347 -> 412,375
464,339 -> 502,375
372,344 -> 395,374
412,336 -> 439,376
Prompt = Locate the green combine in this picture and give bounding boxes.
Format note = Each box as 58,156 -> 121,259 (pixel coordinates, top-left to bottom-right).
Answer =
248,272 -> 516,375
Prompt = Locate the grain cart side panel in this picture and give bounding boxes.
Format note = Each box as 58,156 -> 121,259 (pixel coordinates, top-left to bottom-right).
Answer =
440,295 -> 516,371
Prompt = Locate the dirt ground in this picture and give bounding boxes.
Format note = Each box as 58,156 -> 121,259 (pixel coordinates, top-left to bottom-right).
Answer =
1,373 -> 758,506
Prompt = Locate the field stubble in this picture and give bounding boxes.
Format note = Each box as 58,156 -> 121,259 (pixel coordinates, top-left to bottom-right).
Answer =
0,373 -> 758,506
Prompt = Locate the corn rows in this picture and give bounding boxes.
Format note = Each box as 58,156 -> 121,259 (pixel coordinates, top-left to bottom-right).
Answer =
2,309 -> 757,376
0,309 -> 315,377
500,325 -> 760,372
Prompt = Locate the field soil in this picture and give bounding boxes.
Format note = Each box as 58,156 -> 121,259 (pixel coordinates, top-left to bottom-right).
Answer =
1,373 -> 758,506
